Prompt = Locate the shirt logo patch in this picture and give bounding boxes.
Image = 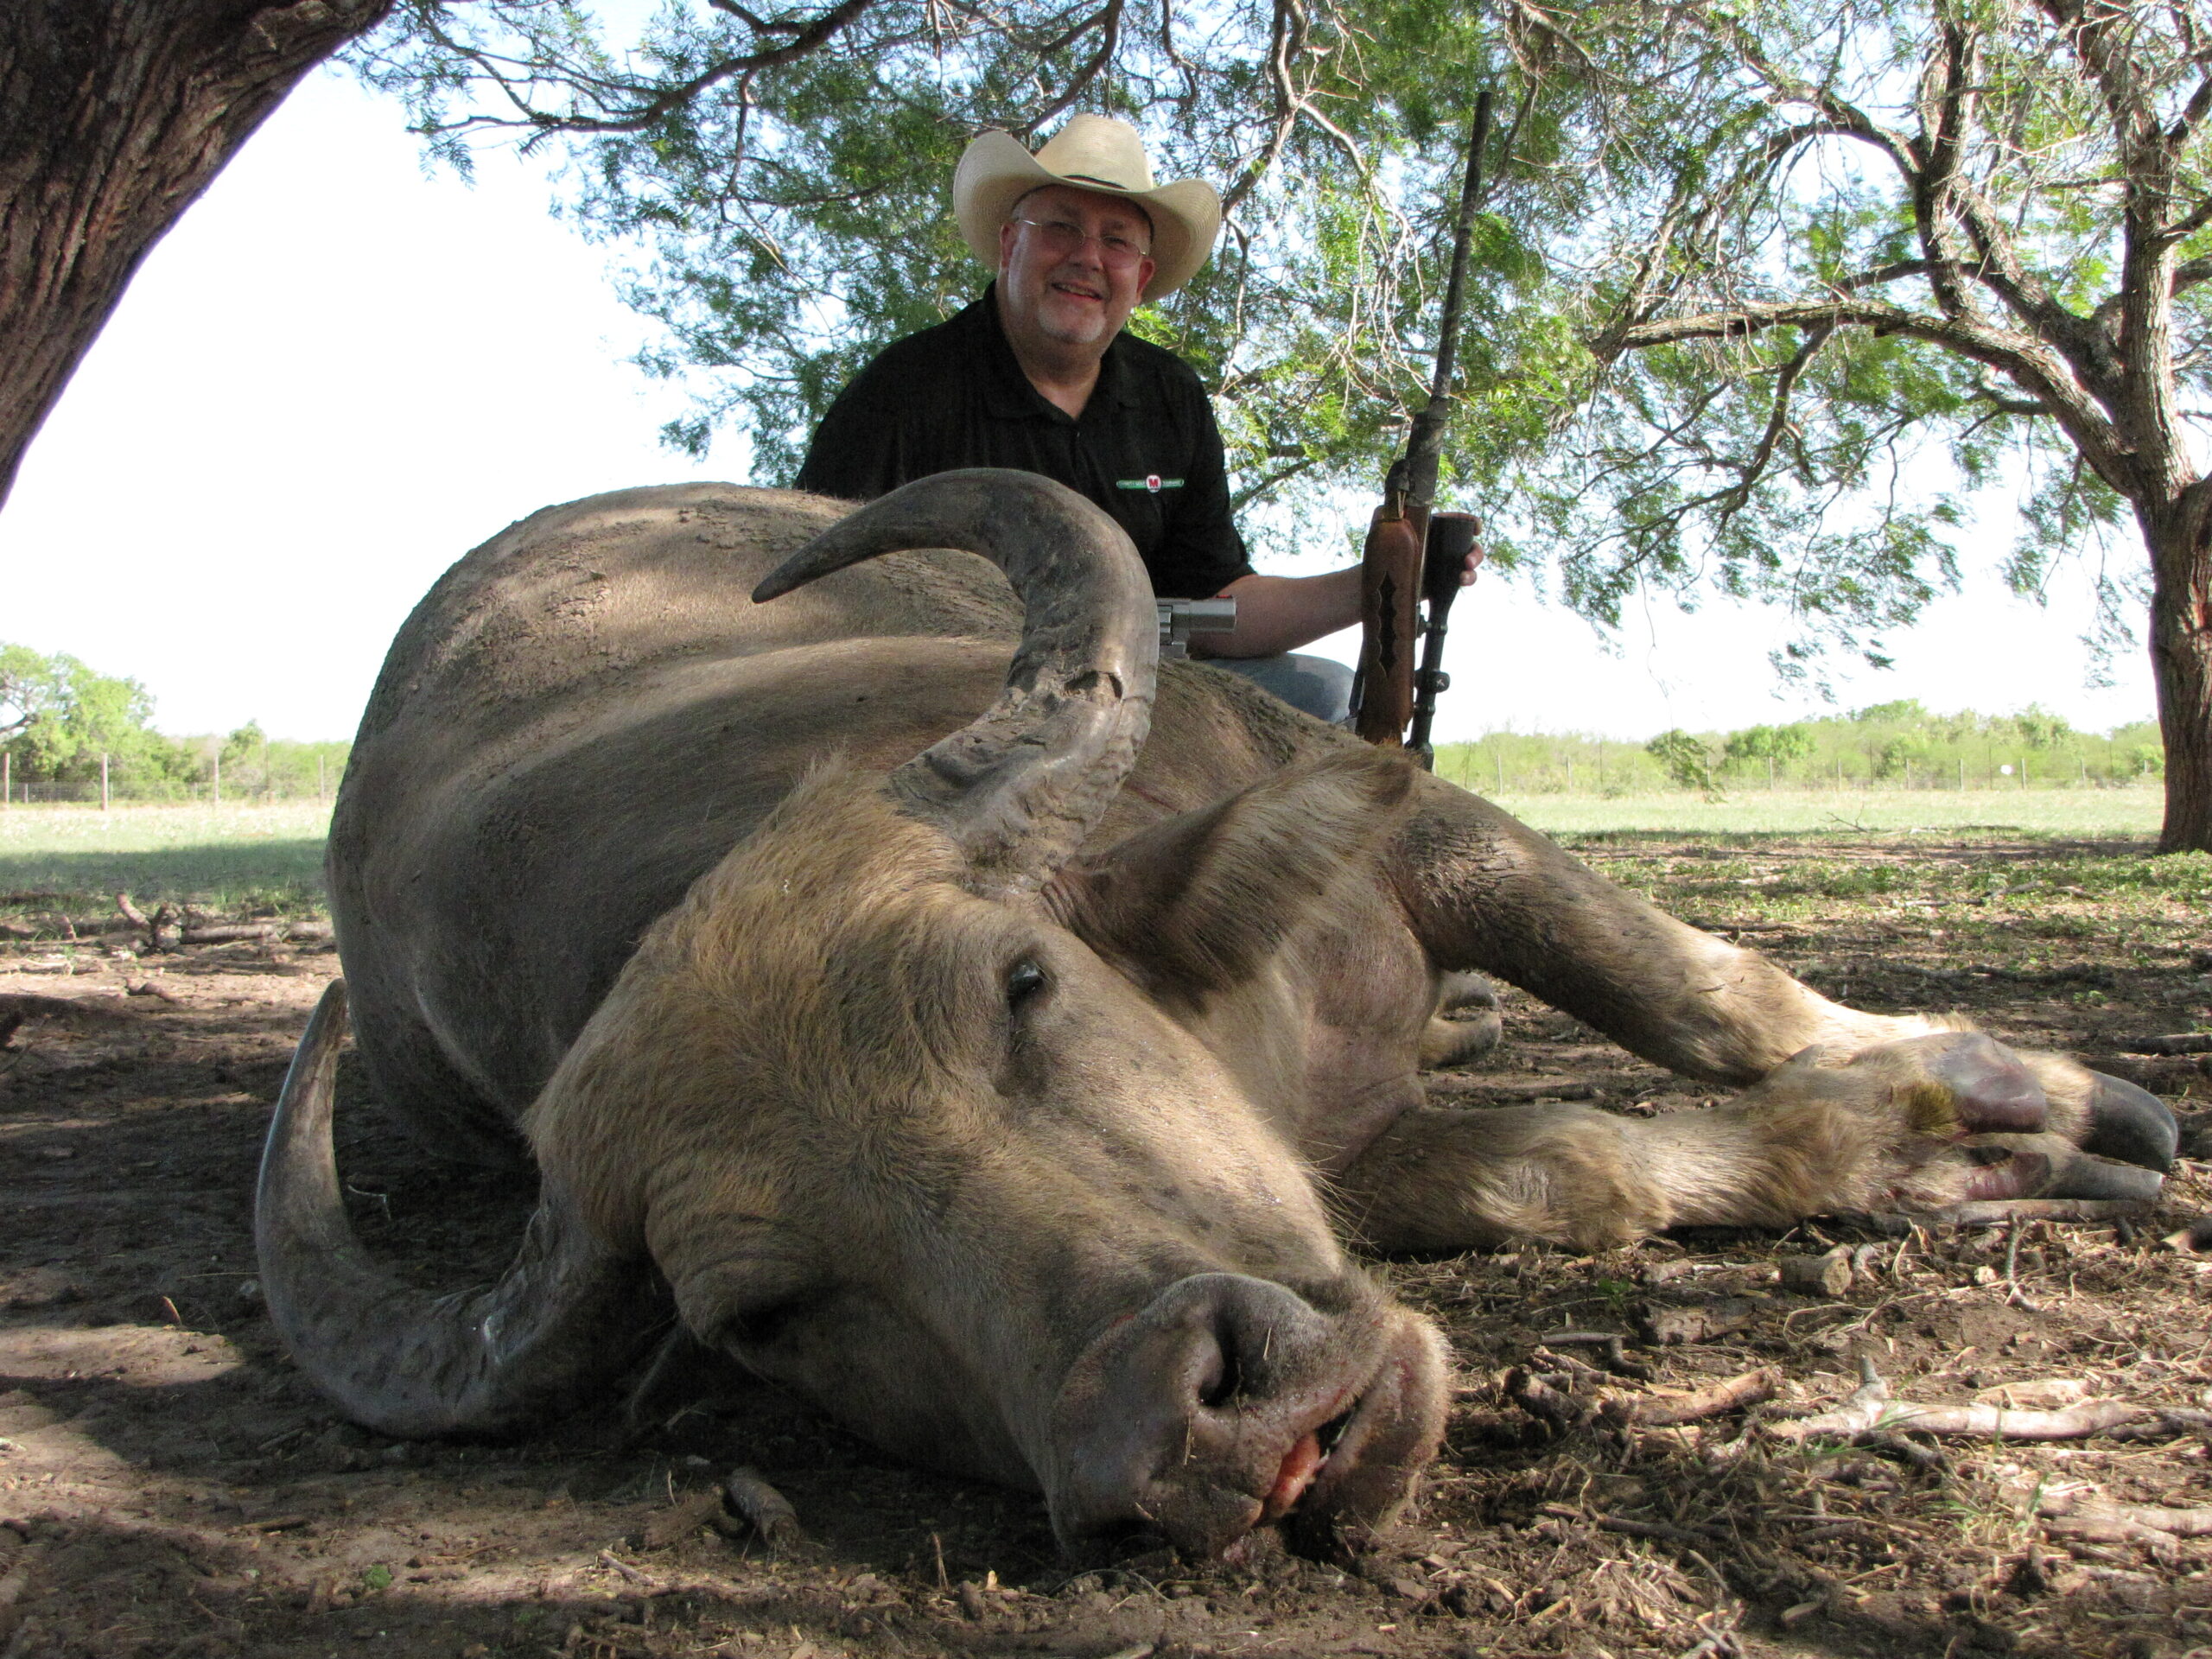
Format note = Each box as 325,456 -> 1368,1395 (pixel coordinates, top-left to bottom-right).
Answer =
1116,475 -> 1185,493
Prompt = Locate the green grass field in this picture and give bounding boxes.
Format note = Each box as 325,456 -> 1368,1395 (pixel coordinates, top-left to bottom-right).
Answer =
0,802 -> 334,922
0,784 -> 2178,934
1468,782 -> 2168,837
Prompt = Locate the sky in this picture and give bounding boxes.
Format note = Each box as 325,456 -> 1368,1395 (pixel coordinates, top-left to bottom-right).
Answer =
0,65 -> 2160,744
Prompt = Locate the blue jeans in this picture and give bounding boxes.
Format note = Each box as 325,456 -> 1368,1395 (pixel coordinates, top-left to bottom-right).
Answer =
1205,653 -> 1356,723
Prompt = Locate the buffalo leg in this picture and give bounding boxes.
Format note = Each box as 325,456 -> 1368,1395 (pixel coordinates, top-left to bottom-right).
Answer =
1388,775 -> 1942,1084
1332,1033 -> 2171,1252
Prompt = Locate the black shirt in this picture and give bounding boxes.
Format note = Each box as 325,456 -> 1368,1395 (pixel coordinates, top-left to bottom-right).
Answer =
795,287 -> 1255,599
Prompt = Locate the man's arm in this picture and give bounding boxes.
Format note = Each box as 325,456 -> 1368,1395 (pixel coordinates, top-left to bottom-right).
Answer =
1198,569 -> 1361,658
1198,554 -> 1482,659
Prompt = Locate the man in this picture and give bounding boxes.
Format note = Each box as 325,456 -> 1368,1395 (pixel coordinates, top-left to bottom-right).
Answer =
800,113 -> 1461,724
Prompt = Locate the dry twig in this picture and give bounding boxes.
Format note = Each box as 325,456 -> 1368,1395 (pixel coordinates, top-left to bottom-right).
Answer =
1602,1367 -> 1780,1429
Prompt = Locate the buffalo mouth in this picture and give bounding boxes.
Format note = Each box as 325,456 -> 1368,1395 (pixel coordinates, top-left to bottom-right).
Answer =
1271,1334 -> 1447,1561
1046,1274 -> 1448,1563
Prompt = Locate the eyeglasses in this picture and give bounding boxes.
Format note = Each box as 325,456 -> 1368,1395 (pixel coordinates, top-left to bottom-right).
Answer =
1011,216 -> 1152,270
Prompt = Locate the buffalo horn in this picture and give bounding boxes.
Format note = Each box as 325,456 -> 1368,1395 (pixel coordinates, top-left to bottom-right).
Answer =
255,981 -> 664,1438
756,469 -> 1157,893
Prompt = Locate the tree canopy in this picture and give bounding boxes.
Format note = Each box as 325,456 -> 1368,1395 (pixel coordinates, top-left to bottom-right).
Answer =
348,0 -> 2212,848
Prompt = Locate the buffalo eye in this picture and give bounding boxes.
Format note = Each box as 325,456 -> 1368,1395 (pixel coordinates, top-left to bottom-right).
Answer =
1006,958 -> 1048,1008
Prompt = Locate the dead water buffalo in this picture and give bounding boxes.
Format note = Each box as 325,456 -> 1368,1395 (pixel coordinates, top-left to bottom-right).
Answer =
257,469 -> 2176,1561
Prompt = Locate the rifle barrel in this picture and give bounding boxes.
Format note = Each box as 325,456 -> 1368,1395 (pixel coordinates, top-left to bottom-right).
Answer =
1426,90 -> 1495,416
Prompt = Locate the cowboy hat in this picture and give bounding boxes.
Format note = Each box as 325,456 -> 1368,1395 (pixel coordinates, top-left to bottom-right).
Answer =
953,114 -> 1222,302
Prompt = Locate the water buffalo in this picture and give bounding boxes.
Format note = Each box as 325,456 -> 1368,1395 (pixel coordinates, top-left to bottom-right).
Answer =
257,470 -> 2176,1562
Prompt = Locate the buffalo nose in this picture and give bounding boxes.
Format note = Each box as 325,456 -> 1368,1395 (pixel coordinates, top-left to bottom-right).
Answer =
1047,1273 -> 1366,1557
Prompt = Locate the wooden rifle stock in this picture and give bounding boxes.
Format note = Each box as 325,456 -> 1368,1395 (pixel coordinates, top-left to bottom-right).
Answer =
1353,504 -> 1422,746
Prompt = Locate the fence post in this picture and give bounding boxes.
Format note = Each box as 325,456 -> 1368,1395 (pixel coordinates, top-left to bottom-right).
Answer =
317,754 -> 326,802
2,749 -> 8,808
100,753 -> 109,811
1496,750 -> 1504,793
213,752 -> 221,806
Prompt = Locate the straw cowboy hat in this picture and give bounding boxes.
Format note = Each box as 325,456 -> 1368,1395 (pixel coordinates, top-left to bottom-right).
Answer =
953,113 -> 1223,302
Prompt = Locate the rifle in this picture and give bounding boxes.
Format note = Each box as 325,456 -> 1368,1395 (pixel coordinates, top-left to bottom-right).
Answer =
1351,90 -> 1494,765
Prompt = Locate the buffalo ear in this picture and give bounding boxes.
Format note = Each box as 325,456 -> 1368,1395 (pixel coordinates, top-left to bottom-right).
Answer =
1049,748 -> 1415,996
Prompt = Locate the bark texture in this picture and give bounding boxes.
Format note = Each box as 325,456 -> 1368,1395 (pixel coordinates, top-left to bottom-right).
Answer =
2145,493 -> 2212,852
0,0 -> 393,505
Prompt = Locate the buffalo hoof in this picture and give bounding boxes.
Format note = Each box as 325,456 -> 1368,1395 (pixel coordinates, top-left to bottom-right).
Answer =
2043,1153 -> 2167,1204
2075,1071 -> 2179,1173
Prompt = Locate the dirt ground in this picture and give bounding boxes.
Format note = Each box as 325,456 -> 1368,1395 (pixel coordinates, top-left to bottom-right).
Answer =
0,830 -> 2208,1659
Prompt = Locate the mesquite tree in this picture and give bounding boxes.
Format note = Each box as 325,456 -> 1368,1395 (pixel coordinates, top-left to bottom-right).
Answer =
0,1 -> 396,505
1502,0 -> 2212,850
360,0 -> 2212,847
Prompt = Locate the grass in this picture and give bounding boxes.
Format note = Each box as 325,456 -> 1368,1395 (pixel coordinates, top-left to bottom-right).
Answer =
0,785 -> 2189,936
0,802 -> 334,924
1462,782 -> 2168,836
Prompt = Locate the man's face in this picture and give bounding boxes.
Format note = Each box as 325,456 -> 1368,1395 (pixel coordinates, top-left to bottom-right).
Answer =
995,184 -> 1157,365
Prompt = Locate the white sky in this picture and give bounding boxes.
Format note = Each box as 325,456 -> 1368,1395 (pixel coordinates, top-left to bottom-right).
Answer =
0,66 -> 2159,743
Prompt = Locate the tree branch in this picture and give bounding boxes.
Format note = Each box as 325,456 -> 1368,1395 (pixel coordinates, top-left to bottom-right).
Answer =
1714,322 -> 1832,520
1599,296 -> 2133,491
442,0 -> 879,138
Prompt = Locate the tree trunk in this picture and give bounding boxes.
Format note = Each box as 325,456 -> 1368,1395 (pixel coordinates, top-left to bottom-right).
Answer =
2145,493 -> 2212,854
0,0 -> 394,507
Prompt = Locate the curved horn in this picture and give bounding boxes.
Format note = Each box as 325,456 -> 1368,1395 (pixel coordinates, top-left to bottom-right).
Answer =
757,469 -> 1157,893
255,982 -> 663,1438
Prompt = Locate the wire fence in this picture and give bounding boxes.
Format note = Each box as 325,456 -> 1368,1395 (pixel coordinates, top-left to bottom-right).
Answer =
0,780 -> 336,806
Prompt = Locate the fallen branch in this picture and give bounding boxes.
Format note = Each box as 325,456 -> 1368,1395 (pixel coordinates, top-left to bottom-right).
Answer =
1602,1367 -> 1780,1429
1536,1328 -> 1653,1379
1778,1248 -> 1853,1297
1772,1360 -> 2212,1445
1504,1368 -> 1593,1433
114,893 -> 178,950
722,1466 -> 806,1551
181,922 -> 283,944
175,918 -> 334,946
595,1548 -> 652,1584
2036,1487 -> 2212,1557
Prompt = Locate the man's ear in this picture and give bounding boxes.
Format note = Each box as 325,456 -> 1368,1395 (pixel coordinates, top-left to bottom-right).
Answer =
998,218 -> 1019,274
1046,748 -> 1417,1000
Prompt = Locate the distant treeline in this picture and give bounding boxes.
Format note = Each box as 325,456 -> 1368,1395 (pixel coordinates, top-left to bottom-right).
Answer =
1434,702 -> 2162,797
2,642 -> 348,802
